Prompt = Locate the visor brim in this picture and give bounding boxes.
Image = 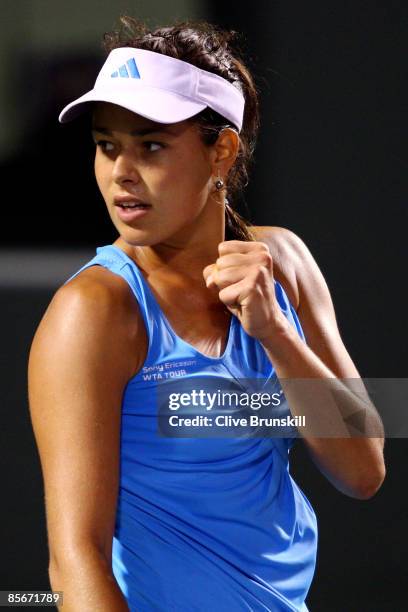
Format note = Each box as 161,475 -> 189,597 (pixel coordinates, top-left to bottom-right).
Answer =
58,88 -> 207,124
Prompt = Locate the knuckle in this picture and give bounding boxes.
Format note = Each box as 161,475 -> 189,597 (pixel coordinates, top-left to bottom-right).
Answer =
253,241 -> 269,253
218,241 -> 229,254
259,251 -> 272,265
251,265 -> 269,283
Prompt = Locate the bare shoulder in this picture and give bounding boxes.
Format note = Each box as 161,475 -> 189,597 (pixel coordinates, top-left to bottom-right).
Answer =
251,225 -> 302,311
62,264 -> 136,311
35,264 -> 146,382
30,264 -> 145,396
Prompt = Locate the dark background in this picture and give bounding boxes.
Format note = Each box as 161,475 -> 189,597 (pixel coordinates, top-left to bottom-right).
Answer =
1,1 -> 407,610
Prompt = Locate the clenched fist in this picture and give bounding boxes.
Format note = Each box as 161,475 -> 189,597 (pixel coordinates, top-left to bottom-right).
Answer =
202,240 -> 289,342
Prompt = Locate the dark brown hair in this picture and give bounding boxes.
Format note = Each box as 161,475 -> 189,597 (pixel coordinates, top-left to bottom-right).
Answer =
103,17 -> 260,241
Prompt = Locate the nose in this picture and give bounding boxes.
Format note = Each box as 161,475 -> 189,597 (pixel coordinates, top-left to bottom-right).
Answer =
112,150 -> 140,186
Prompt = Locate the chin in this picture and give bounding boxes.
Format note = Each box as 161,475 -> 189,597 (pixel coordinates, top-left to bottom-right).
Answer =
116,216 -> 195,247
118,226 -> 165,247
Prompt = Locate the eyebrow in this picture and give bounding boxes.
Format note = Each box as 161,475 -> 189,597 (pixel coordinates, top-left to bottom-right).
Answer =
91,126 -> 176,137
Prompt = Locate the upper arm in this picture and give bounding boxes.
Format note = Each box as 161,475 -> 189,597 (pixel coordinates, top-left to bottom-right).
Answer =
28,270 -> 141,572
284,229 -> 361,378
257,225 -> 361,378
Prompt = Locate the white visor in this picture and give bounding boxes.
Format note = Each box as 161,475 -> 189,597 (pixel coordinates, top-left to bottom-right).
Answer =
58,47 -> 245,132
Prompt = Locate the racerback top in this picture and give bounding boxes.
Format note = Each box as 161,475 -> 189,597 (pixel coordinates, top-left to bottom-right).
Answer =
65,244 -> 318,612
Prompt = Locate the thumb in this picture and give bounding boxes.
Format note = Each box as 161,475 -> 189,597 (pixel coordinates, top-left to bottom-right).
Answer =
203,263 -> 217,288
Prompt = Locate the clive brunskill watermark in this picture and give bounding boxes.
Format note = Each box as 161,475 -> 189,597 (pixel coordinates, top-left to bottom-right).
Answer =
167,414 -> 306,428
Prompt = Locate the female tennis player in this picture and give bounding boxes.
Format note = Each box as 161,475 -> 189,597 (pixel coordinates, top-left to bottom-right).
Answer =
28,17 -> 385,612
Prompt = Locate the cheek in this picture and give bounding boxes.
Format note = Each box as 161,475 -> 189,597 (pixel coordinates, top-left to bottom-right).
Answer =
143,164 -> 183,199
164,151 -> 211,195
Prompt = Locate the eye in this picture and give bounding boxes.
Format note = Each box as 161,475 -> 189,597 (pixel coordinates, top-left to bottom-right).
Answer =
143,141 -> 164,152
94,139 -> 114,152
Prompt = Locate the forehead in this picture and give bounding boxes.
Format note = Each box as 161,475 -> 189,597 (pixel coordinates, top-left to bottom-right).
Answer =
92,102 -> 190,137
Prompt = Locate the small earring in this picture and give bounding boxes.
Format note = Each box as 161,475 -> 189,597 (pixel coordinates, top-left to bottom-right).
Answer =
215,171 -> 224,191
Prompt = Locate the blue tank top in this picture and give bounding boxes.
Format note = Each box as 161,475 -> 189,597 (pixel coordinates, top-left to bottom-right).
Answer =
65,244 -> 318,612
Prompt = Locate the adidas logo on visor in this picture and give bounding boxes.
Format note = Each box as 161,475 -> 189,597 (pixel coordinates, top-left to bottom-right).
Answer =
111,57 -> 141,79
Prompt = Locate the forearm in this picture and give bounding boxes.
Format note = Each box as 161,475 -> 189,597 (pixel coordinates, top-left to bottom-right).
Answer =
49,548 -> 129,612
261,319 -> 385,499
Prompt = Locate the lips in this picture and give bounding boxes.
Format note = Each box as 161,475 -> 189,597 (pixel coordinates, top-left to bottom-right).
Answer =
113,196 -> 152,223
114,195 -> 152,209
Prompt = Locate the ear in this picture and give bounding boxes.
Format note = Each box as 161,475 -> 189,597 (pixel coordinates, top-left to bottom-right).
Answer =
210,127 -> 240,177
